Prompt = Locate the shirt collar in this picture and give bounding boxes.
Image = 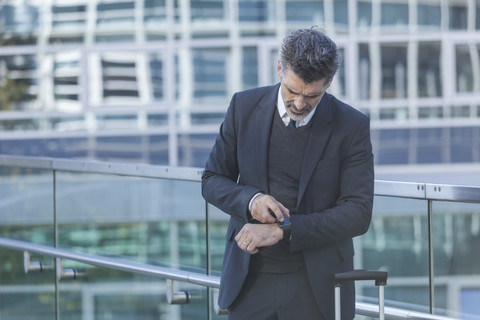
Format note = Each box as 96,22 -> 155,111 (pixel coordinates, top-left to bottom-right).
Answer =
276,86 -> 318,127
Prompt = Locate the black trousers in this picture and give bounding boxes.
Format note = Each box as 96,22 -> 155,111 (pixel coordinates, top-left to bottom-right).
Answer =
227,266 -> 325,320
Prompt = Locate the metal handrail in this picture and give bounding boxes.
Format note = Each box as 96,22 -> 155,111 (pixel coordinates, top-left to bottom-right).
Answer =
0,237 -> 459,320
2,154 -> 480,202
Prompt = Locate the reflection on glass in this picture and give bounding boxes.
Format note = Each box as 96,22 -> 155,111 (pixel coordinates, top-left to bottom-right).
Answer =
358,44 -> 371,100
334,0 -> 348,33
357,0 -> 372,30
207,203 -> 229,276
0,166 -> 54,243
381,2 -> 409,31
55,172 -> 205,271
192,48 -> 229,101
239,0 -> 272,22
418,42 -> 442,98
0,249 -> 56,319
432,201 -> 480,318
242,47 -> 258,90
57,264 -> 208,320
450,2 -> 468,30
177,134 -> 217,167
416,127 -> 444,163
456,44 -> 480,93
191,0 -> 225,21
357,196 -> 429,308
418,3 -> 441,31
286,1 -> 324,23
381,44 -> 407,99
376,128 -> 411,164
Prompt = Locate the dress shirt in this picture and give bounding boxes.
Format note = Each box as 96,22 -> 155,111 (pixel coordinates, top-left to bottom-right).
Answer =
276,87 -> 318,128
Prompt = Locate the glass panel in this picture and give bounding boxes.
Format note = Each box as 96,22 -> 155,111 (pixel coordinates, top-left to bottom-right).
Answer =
381,44 -> 407,99
191,0 -> 225,21
285,1 -> 324,24
357,1 -> 372,31
356,196 -> 430,310
0,249 -> 56,319
0,137 -> 90,159
242,47 -> 258,90
456,44 -> 480,93
334,0 -> 349,33
95,1 -> 135,40
238,0 -> 271,22
57,263 -> 208,320
207,204 -> 228,276
432,201 -> 480,318
450,1 -> 468,30
417,2 -> 441,31
418,42 -> 442,98
418,106 -> 443,119
0,4 -> 39,45
358,44 -> 371,100
177,134 -> 217,167
379,107 -> 409,120
450,127 -> 475,163
192,48 -> 229,101
0,165 -> 56,319
0,166 -> 54,243
416,127 -> 444,163
207,203 -> 228,319
381,2 -> 409,32
50,4 -> 87,44
0,55 -> 37,111
55,171 -> 205,272
376,128 -> 411,165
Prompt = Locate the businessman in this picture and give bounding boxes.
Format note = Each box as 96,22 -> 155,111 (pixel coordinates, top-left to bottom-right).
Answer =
202,28 -> 374,320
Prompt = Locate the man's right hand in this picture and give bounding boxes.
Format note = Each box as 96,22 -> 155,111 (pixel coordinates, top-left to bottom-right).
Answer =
250,194 -> 290,224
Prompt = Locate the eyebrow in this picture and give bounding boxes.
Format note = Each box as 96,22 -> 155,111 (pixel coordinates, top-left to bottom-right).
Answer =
285,84 -> 322,99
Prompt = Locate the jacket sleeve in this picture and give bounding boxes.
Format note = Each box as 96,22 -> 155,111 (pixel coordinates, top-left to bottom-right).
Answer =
201,93 -> 261,222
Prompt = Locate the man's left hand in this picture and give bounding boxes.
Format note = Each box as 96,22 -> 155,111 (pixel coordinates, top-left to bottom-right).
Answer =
235,223 -> 283,254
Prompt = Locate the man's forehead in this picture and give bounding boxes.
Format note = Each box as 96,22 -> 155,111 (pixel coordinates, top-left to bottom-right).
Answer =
282,71 -> 327,96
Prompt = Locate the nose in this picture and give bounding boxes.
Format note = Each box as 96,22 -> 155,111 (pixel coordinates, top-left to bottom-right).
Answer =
294,96 -> 307,110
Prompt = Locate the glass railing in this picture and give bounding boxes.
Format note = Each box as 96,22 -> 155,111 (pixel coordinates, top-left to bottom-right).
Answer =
1,155 -> 479,320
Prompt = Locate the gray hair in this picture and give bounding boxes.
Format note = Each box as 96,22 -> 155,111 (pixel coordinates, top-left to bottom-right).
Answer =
279,28 -> 340,84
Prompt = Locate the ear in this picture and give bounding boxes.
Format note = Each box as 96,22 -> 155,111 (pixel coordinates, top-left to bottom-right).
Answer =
277,60 -> 282,78
325,77 -> 334,89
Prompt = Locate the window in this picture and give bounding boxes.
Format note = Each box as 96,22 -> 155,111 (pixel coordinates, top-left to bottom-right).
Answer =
381,44 -> 408,99
418,42 -> 442,98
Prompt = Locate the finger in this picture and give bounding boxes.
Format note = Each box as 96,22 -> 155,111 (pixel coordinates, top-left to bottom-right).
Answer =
269,205 -> 288,222
234,229 -> 245,243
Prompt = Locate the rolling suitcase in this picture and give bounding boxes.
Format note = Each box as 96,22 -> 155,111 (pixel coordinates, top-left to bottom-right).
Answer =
333,270 -> 388,320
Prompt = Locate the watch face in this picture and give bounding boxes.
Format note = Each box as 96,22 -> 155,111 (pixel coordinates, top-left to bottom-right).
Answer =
277,215 -> 291,228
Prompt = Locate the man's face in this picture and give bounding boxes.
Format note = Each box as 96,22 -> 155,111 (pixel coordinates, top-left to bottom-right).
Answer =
277,61 -> 332,122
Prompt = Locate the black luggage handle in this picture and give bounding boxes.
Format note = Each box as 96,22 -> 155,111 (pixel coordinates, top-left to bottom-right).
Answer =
333,270 -> 388,287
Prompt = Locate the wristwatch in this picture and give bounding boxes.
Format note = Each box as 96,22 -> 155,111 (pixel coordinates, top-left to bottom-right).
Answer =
276,216 -> 291,241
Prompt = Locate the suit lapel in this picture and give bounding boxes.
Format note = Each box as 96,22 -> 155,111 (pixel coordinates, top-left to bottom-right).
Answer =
255,84 -> 280,193
297,94 -> 334,207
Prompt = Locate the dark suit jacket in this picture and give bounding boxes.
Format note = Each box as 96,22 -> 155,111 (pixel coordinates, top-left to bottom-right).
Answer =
202,83 -> 374,320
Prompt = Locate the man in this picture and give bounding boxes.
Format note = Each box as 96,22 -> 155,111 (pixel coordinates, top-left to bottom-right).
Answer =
202,28 -> 374,320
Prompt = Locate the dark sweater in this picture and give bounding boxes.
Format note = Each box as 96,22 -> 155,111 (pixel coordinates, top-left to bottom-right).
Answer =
250,110 -> 312,273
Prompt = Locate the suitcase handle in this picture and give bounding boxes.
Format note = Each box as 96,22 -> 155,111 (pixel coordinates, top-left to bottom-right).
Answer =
333,270 -> 387,320
333,269 -> 388,287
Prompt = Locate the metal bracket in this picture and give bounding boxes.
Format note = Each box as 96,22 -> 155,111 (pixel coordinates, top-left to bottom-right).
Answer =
56,258 -> 86,281
166,279 -> 201,305
24,251 -> 53,273
24,251 -> 86,280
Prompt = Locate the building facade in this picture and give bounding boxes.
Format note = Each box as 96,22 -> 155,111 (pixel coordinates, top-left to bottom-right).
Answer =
1,0 -> 480,183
